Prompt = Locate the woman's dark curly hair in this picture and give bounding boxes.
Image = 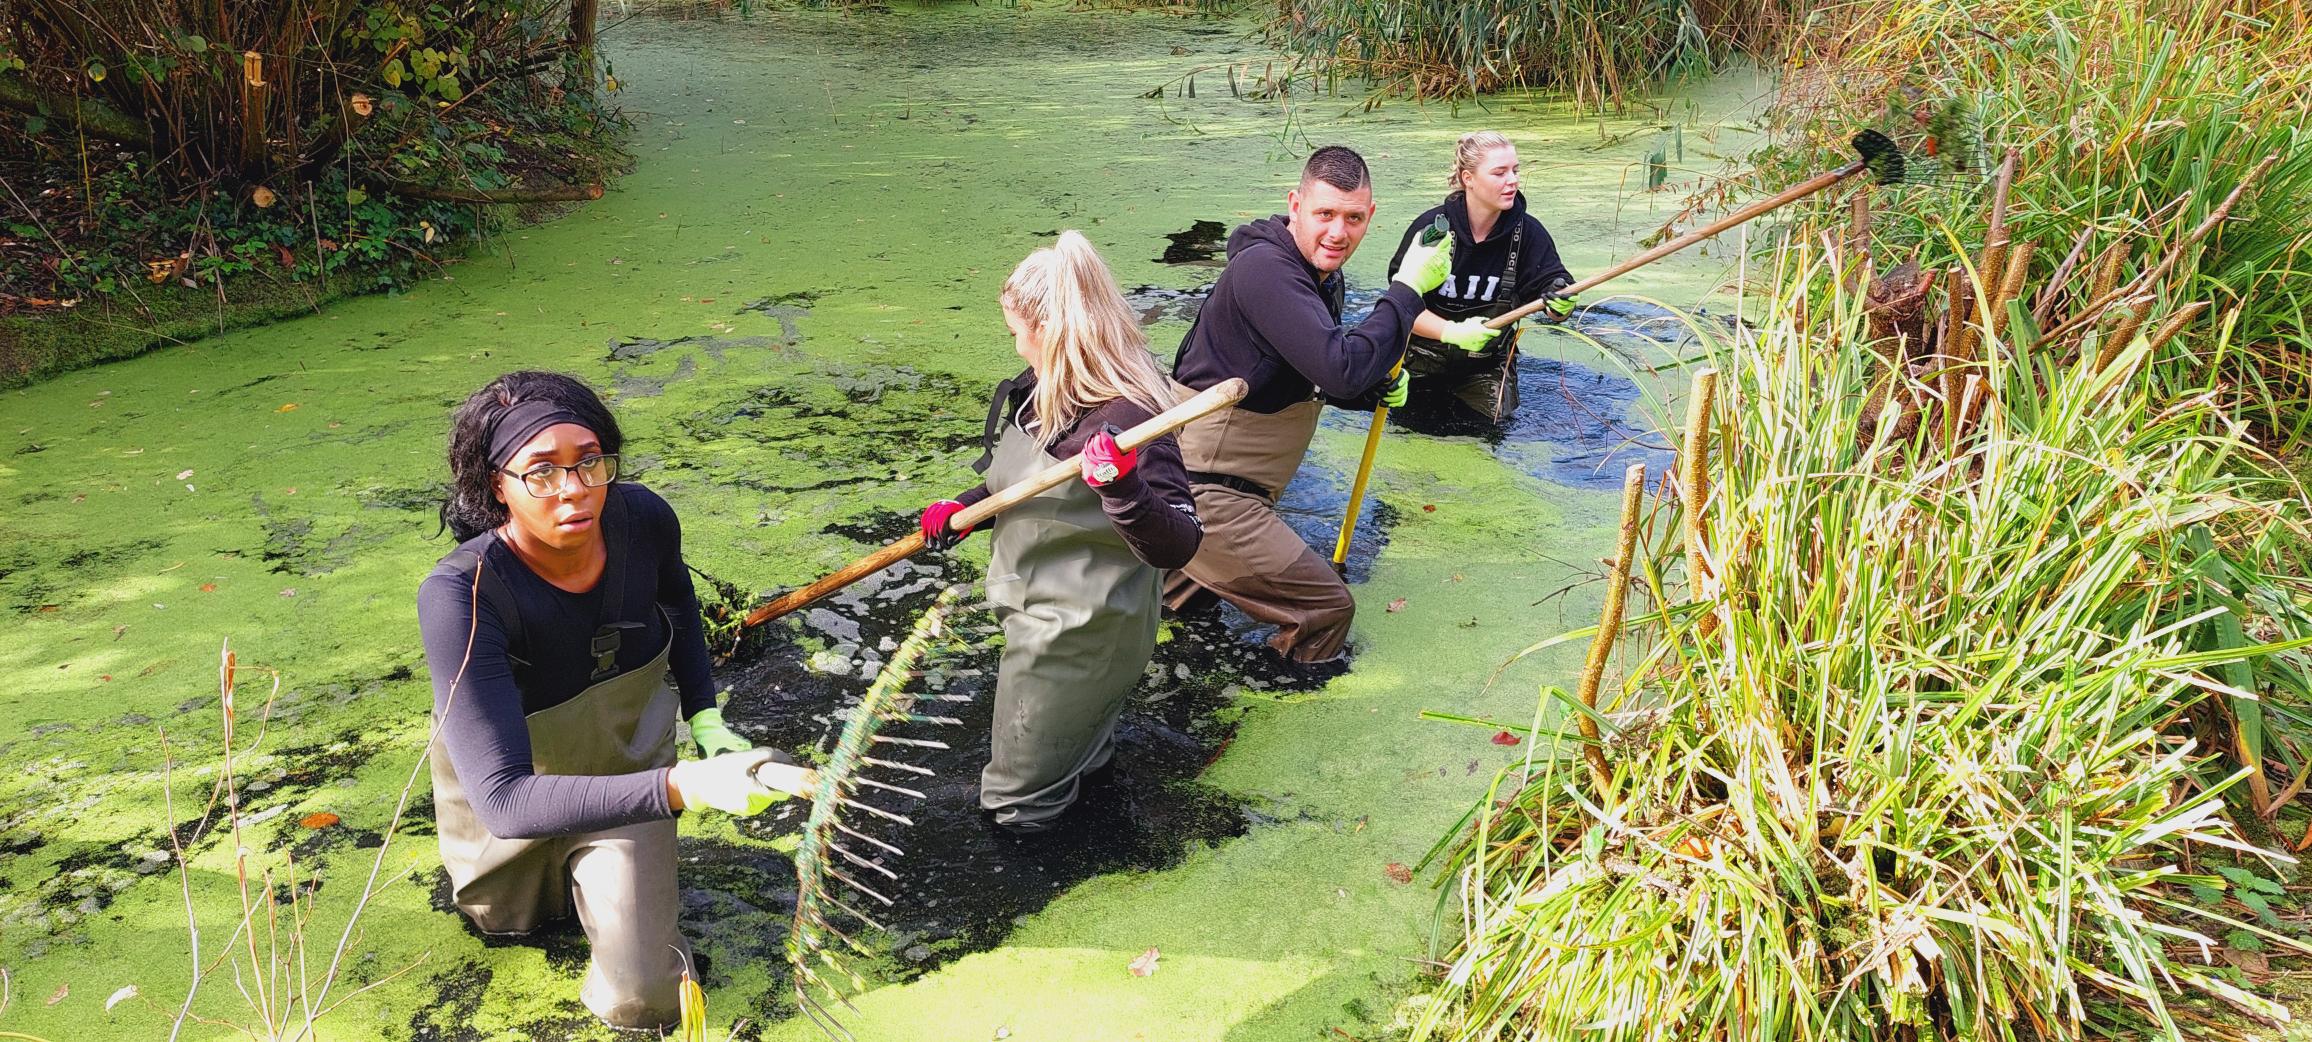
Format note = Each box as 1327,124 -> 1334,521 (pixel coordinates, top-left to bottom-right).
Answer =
440,371 -> 623,542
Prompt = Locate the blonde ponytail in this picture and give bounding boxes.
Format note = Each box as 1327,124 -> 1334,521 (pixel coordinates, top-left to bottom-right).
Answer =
1002,231 -> 1178,447
1448,130 -> 1515,191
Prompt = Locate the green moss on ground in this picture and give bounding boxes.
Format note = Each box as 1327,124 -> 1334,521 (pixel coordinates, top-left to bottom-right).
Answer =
0,7 -> 1758,1040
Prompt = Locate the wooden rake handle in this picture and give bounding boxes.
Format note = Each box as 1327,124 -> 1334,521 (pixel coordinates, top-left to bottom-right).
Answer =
739,377 -> 1249,629
1483,159 -> 1869,330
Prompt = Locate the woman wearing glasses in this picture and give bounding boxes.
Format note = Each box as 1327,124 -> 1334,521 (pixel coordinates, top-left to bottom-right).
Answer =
417,370 -> 805,1031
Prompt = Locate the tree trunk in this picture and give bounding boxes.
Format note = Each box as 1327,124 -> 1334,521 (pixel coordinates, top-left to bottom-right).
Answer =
567,0 -> 599,91
378,179 -> 604,204
0,73 -> 152,148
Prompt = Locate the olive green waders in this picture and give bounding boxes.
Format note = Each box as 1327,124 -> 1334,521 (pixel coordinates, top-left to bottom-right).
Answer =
429,635 -> 689,1029
979,416 -> 1164,830
1403,330 -> 1520,422
1159,381 -> 1355,662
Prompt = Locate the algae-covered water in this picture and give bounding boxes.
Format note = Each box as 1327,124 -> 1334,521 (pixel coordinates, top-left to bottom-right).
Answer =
0,8 -> 1763,1039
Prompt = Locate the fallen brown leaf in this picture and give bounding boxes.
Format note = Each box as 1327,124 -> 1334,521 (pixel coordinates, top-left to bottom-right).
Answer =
1128,947 -> 1160,977
298,812 -> 340,829
1422,503 -> 1436,512
1491,731 -> 1520,746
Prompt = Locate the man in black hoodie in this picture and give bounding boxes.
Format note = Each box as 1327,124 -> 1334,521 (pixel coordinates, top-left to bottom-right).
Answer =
1162,145 -> 1454,664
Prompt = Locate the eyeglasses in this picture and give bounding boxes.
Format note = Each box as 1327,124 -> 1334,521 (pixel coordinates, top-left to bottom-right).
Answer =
500,454 -> 620,497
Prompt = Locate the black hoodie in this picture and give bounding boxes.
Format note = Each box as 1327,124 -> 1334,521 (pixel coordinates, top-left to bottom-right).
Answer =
1384,191 -> 1572,334
1170,214 -> 1424,414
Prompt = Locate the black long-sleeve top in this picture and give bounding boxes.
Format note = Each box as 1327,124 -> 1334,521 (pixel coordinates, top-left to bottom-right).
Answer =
1170,214 -> 1421,414
416,483 -> 715,839
1384,191 -> 1573,326
956,370 -> 1203,569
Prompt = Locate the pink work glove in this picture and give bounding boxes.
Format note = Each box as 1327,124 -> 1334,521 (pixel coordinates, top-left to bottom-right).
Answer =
1081,426 -> 1138,490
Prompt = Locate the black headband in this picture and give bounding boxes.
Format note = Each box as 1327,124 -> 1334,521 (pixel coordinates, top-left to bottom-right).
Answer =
487,399 -> 592,470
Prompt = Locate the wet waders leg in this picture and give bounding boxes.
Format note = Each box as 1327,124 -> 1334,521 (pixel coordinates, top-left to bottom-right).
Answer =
1169,486 -> 1354,662
979,601 -> 1155,830
569,818 -> 688,1029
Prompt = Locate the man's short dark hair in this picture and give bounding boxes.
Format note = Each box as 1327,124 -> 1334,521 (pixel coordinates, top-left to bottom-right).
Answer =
1300,145 -> 1370,193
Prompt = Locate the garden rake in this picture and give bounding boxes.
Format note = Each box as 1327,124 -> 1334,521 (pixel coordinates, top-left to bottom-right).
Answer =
770,583 -> 986,1041
1330,126 -> 1978,570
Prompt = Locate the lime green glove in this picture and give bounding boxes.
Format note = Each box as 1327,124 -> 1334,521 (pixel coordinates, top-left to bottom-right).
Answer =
1380,369 -> 1410,408
1392,231 -> 1455,295
1437,318 -> 1501,353
669,748 -> 785,816
686,707 -> 750,758
1540,276 -> 1579,319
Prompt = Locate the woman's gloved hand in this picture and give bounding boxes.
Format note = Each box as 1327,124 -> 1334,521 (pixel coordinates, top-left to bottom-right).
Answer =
1438,318 -> 1501,353
668,748 -> 786,816
685,707 -> 751,757
1380,369 -> 1411,408
1081,425 -> 1138,491
1541,276 -> 1579,320
919,499 -> 974,551
1392,231 -> 1455,295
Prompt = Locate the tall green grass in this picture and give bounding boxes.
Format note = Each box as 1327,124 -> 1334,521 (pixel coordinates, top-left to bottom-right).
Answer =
1409,229 -> 2312,1039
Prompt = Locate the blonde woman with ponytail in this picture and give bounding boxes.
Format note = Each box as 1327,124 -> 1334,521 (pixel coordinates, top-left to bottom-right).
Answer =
1384,130 -> 1578,422
918,231 -> 1203,833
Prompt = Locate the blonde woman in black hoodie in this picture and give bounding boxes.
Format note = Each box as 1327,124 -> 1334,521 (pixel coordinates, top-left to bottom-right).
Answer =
1385,131 -> 1579,423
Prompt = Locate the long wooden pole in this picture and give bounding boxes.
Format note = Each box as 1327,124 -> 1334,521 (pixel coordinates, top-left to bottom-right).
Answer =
739,377 -> 1249,629
1329,356 -> 1401,573
1482,158 -> 1871,331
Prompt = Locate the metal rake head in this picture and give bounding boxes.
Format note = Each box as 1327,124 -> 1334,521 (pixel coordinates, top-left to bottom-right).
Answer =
785,583 -> 986,1040
1854,92 -> 1990,188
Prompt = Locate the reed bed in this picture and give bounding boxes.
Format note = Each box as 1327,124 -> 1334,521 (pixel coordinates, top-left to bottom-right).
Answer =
1411,193 -> 2312,1038
1761,0 -> 2312,438
1262,0 -> 1802,106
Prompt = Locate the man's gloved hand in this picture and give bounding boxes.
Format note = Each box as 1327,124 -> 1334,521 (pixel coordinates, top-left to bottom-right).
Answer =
1392,231 -> 1455,295
1380,369 -> 1411,408
919,499 -> 973,551
668,748 -> 784,816
686,707 -> 750,758
1438,318 -> 1502,353
1081,425 -> 1138,491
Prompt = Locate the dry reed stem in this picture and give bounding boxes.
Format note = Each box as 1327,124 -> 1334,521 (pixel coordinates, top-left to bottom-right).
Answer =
2046,152 -> 2282,346
1681,370 -> 1720,637
1576,463 -> 1646,801
2035,226 -> 2097,325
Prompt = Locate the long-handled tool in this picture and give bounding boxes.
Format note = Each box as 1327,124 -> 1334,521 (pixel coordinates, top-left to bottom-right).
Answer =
1329,130 -> 1929,570
740,377 -> 1250,629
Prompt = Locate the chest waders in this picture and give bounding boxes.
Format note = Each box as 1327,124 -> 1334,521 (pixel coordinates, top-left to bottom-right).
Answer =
978,412 -> 1163,830
1160,380 -> 1357,662
1405,218 -> 1524,421
429,536 -> 690,1030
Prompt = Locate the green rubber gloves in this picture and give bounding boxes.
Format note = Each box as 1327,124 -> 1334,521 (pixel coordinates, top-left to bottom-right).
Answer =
1541,276 -> 1579,319
686,706 -> 750,757
1380,369 -> 1411,408
1392,230 -> 1455,295
668,748 -> 786,816
1437,318 -> 1501,353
